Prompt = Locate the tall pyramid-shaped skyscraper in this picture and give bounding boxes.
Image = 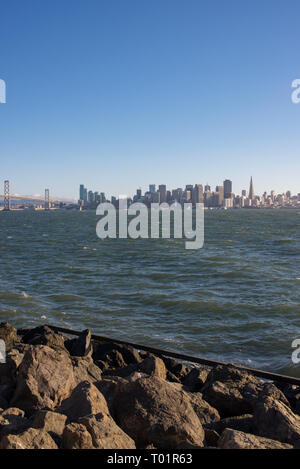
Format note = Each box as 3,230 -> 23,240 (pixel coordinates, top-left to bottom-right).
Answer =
249,176 -> 254,200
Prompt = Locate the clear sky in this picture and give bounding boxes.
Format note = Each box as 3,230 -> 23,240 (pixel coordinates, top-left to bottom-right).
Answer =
0,0 -> 300,200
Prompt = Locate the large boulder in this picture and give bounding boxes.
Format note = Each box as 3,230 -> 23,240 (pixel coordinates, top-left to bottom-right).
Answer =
202,365 -> 287,417
93,341 -> 142,368
58,381 -> 109,421
21,326 -> 67,353
71,356 -> 102,387
11,345 -> 74,415
112,375 -> 205,448
253,396 -> 300,445
218,428 -> 292,449
77,413 -> 136,449
0,427 -> 58,449
32,410 -> 67,436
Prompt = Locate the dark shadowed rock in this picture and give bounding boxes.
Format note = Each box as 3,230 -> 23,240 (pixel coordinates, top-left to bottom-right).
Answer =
161,357 -> 190,381
58,381 -> 109,421
0,408 -> 30,437
112,375 -> 205,448
11,345 -> 74,415
62,422 -> 94,449
206,414 -> 254,434
218,428 -> 293,449
92,341 -> 142,367
0,348 -> 24,388
253,396 -> 300,444
183,367 -> 210,391
205,429 -> 220,447
65,330 -> 92,357
21,326 -> 67,353
32,410 -> 67,436
78,413 -> 136,449
275,383 -> 300,413
0,323 -> 20,350
0,427 -> 58,449
71,355 -> 102,387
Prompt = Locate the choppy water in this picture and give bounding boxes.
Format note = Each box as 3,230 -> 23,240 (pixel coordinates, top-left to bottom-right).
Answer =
0,209 -> 300,377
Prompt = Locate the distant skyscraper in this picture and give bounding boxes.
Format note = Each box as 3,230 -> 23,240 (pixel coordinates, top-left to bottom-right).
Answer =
223,179 -> 232,199
249,177 -> 254,200
193,184 -> 204,204
149,184 -> 156,193
158,185 -> 167,203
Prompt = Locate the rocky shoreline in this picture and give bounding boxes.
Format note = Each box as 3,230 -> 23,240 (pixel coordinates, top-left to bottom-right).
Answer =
0,322 -> 299,449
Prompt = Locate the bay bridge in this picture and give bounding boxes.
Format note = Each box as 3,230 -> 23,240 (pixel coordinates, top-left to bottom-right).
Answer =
0,180 -> 62,210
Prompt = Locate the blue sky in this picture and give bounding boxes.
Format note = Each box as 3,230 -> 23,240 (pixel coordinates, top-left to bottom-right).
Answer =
0,0 -> 300,199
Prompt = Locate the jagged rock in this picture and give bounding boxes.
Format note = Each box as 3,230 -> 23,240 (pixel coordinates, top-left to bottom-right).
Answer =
0,408 -> 29,437
78,413 -> 136,449
0,323 -> 20,350
32,410 -> 67,436
161,357 -> 190,381
112,375 -> 205,448
62,422 -> 94,449
188,393 -> 220,425
218,428 -> 293,449
253,396 -> 300,444
58,381 -> 109,421
0,427 -> 58,449
2,407 -> 24,417
201,365 -> 269,417
205,429 -> 220,447
11,345 -> 74,415
71,355 -> 102,387
138,355 -> 167,380
93,341 -> 142,367
21,326 -> 67,353
97,350 -> 126,370
183,367 -> 210,391
102,363 -> 138,378
65,330 -> 92,357
207,414 -> 254,434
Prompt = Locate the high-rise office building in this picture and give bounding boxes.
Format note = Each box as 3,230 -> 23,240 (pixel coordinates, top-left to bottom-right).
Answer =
193,184 -> 204,204
223,179 -> 232,199
149,184 -> 156,193
249,177 -> 254,200
79,184 -> 87,202
158,185 -> 167,203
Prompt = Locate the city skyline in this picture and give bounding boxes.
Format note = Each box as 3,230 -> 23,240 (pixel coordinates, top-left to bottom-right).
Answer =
77,176 -> 300,210
1,1 -> 300,198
